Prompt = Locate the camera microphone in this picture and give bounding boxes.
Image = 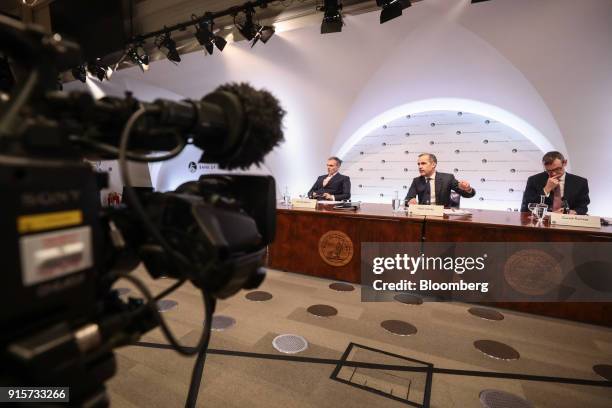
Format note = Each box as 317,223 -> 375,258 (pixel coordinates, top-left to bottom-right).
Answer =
145,82 -> 285,170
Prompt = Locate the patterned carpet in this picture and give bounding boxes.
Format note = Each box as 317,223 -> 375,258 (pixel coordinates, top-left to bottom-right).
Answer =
106,266 -> 612,407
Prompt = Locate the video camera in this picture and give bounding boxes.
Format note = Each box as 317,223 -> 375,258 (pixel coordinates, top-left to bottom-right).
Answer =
0,15 -> 285,407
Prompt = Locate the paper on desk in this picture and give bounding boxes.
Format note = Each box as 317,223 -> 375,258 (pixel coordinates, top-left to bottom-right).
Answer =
443,208 -> 472,216
317,200 -> 343,204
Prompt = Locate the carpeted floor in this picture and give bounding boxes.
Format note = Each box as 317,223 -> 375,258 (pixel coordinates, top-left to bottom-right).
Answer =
106,266 -> 612,407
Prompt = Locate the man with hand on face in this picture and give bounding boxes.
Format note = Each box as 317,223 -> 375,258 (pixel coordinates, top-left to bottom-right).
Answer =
308,156 -> 351,201
405,153 -> 476,206
520,151 -> 589,215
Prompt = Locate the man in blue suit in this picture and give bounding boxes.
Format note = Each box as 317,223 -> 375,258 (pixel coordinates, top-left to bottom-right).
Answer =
521,151 -> 590,215
405,153 -> 476,207
308,157 -> 351,201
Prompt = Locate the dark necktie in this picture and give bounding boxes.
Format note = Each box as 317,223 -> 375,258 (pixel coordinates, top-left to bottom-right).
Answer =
422,177 -> 432,204
552,185 -> 562,212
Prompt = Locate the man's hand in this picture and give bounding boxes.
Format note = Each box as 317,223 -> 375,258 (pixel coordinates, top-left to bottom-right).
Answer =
458,180 -> 472,192
544,175 -> 561,194
408,198 -> 418,205
322,193 -> 333,200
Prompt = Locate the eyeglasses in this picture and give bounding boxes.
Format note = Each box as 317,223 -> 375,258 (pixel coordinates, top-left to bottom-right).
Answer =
545,166 -> 564,174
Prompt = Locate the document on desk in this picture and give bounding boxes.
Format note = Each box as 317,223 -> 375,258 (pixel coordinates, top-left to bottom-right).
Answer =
317,200 -> 343,204
408,204 -> 444,216
443,208 -> 472,216
291,198 -> 317,208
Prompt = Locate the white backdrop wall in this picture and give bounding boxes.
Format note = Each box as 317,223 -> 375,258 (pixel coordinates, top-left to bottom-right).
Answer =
342,110 -> 543,210
99,0 -> 610,215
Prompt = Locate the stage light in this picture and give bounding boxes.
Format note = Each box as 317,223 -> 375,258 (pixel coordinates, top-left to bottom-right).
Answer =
251,24 -> 275,48
87,59 -> 111,81
128,43 -> 149,72
320,0 -> 343,34
71,64 -> 87,83
194,16 -> 227,55
235,7 -> 258,41
156,32 -> 181,64
235,7 -> 274,47
377,0 -> 411,24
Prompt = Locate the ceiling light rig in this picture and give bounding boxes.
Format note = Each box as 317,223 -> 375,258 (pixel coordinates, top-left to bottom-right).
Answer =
194,13 -> 227,55
377,0 -> 411,24
320,0 -> 343,34
155,31 -> 181,64
72,0 -> 412,78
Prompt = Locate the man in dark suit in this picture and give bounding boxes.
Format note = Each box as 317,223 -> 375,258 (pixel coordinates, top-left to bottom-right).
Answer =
520,151 -> 589,215
405,153 -> 476,207
308,156 -> 351,201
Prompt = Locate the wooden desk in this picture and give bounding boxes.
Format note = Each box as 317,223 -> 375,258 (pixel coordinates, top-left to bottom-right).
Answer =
424,209 -> 612,243
268,203 -> 424,283
267,205 -> 612,325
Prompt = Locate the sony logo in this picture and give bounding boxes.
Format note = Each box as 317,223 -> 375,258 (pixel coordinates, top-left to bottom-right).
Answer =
22,190 -> 81,207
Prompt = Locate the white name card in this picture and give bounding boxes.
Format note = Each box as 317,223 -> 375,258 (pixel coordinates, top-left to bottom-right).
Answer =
550,213 -> 601,229
407,204 -> 444,217
291,198 -> 317,209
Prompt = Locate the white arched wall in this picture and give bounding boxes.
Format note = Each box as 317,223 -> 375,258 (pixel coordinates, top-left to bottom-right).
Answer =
338,98 -> 555,159
339,107 -> 546,210
332,4 -> 566,166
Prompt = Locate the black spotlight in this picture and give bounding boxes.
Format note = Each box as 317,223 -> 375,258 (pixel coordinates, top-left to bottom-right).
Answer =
251,24 -> 275,48
87,59 -> 109,81
320,0 -> 343,34
194,16 -> 227,55
156,31 -> 181,63
71,64 -> 87,83
235,7 -> 258,41
377,0 -> 411,24
128,43 -> 149,72
0,55 -> 15,93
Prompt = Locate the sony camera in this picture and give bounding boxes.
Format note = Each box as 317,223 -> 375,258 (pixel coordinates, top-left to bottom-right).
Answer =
0,15 -> 284,406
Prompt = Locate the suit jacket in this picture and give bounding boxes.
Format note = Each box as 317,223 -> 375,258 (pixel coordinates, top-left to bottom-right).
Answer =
520,172 -> 589,215
404,172 -> 476,207
308,173 -> 351,201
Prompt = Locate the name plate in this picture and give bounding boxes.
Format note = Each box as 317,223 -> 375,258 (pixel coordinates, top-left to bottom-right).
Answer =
550,213 -> 601,228
291,198 -> 317,209
407,204 -> 444,217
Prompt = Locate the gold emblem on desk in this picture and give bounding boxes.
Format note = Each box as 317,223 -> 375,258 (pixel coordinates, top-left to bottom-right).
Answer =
503,249 -> 563,296
319,230 -> 353,267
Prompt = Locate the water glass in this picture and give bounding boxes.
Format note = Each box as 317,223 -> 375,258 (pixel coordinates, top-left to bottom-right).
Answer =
392,198 -> 401,212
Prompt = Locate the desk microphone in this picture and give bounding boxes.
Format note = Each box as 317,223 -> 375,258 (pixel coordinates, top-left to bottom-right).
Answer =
561,197 -> 570,214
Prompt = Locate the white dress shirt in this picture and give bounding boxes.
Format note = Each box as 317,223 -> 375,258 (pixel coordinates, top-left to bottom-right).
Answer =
323,171 -> 337,187
427,172 -> 436,205
544,173 -> 565,198
322,171 -> 338,200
